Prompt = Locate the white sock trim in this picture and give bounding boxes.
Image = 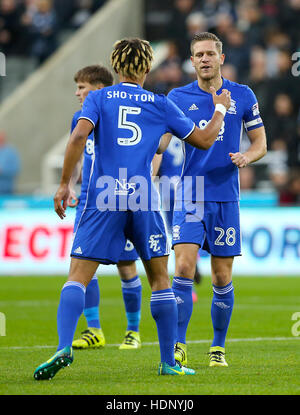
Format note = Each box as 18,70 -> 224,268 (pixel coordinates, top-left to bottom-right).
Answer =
62,281 -> 86,294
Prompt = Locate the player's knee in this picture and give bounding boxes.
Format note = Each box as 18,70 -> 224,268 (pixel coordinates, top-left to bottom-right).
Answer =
212,271 -> 232,287
175,260 -> 196,279
117,261 -> 137,280
150,273 -> 170,291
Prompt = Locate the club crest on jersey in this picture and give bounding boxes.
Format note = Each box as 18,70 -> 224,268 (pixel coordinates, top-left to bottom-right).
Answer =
227,98 -> 237,115
172,225 -> 181,241
124,240 -> 135,251
114,179 -> 136,195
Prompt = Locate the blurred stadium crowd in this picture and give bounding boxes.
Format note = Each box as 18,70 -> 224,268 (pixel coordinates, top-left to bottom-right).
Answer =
0,0 -> 106,62
144,0 -> 300,205
0,0 -> 300,205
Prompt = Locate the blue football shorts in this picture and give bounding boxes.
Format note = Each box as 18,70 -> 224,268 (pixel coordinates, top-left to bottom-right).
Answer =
71,208 -> 169,264
172,201 -> 241,257
73,203 -> 139,262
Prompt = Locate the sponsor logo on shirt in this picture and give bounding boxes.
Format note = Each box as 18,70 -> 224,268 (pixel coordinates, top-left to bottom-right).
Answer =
114,179 -> 136,195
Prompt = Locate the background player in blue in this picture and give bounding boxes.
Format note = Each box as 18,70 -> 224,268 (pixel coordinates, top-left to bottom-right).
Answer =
34,37 -> 231,380
166,32 -> 267,368
153,137 -> 202,291
68,65 -> 142,351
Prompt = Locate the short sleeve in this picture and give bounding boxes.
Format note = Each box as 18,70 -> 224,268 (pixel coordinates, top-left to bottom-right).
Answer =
165,96 -> 195,140
243,86 -> 264,132
78,90 -> 100,128
70,112 -> 79,134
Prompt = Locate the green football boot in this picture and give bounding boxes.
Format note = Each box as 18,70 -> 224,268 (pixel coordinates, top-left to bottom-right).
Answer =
34,346 -> 73,380
158,361 -> 195,376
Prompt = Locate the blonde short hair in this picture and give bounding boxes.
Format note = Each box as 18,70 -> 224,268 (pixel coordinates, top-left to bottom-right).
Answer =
190,32 -> 223,55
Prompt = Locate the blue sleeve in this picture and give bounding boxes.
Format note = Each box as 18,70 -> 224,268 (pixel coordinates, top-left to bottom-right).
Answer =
165,97 -> 195,140
70,112 -> 79,134
167,89 -> 178,106
243,86 -> 264,131
78,91 -> 100,128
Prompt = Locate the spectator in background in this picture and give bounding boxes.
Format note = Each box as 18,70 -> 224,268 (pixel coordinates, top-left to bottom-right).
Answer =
279,0 -> 300,50
0,130 -> 20,194
239,165 -> 256,190
0,0 -> 23,55
266,92 -> 297,192
236,0 -> 266,47
268,139 -> 289,193
180,11 -> 208,70
279,168 -> 300,206
70,0 -> 94,30
266,93 -> 297,150
212,11 -> 233,46
246,46 -> 269,120
288,112 -> 300,168
145,40 -> 192,94
200,0 -> 234,30
221,62 -> 237,82
28,0 -> 58,64
167,0 -> 197,61
185,11 -> 207,41
223,27 -> 250,81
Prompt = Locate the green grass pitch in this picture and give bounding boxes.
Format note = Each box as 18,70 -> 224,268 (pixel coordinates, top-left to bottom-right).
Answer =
0,275 -> 300,395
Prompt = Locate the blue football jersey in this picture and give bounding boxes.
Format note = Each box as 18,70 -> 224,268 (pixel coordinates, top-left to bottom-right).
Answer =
168,78 -> 264,202
71,110 -> 94,202
78,82 -> 195,211
159,136 -> 184,179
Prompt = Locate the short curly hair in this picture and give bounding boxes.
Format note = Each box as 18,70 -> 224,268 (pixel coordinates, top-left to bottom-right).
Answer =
110,38 -> 154,81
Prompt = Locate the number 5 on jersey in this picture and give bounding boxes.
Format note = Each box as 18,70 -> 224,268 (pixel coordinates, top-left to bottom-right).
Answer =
118,106 -> 142,146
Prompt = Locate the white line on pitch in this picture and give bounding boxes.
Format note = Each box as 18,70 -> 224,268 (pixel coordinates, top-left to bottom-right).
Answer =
0,336 -> 299,350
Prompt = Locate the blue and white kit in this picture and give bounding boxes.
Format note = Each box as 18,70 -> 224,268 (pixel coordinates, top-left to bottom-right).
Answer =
168,78 -> 264,256
71,82 -> 195,264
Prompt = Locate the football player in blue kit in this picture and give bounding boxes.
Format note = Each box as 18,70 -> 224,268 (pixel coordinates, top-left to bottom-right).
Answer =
34,37 -> 231,380
69,65 -> 142,351
165,32 -> 267,367
153,136 -> 202,291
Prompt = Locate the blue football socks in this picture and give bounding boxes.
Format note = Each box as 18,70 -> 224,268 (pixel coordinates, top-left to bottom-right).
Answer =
211,281 -> 234,348
150,288 -> 177,366
57,281 -> 86,351
121,275 -> 142,332
172,276 -> 194,344
83,275 -> 101,328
